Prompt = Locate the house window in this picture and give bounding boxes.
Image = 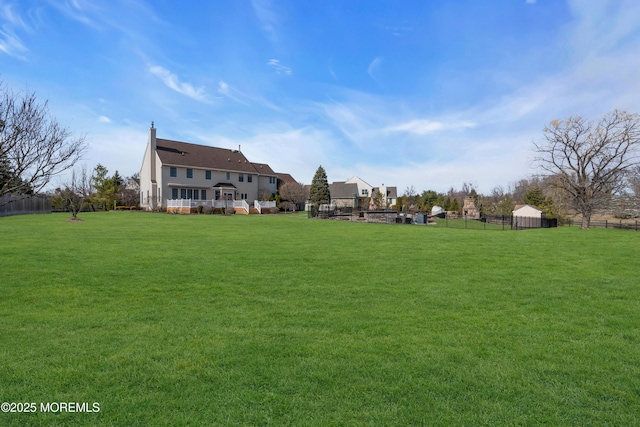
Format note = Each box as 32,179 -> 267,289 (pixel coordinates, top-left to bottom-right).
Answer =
205,170 -> 211,180
193,190 -> 199,200
248,174 -> 253,183
170,167 -> 177,177
201,190 -> 206,200
226,172 -> 230,180
239,173 -> 244,182
187,189 -> 193,199
362,189 -> 368,195
186,169 -> 193,179
269,176 -> 276,184
172,188 -> 178,199
180,189 -> 187,199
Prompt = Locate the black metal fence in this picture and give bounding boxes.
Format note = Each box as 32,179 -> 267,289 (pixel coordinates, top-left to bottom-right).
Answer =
309,207 -> 638,231
441,214 -> 558,230
308,207 -> 562,230
564,218 -> 640,231
0,194 -> 52,217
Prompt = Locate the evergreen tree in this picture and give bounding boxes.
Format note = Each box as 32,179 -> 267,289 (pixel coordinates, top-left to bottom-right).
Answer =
450,198 -> 460,213
524,187 -> 561,219
523,187 -> 546,207
308,165 -> 330,206
442,196 -> 452,211
420,190 -> 439,211
92,164 -> 120,210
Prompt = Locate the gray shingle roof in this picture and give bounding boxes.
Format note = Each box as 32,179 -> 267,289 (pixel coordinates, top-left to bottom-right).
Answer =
156,139 -> 271,174
329,182 -> 358,199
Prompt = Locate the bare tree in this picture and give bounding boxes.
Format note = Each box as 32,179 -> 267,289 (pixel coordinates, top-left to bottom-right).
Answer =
627,165 -> 640,197
401,185 -> 417,211
118,173 -> 140,208
258,188 -> 273,201
59,166 -> 93,220
278,181 -> 308,211
0,82 -> 86,205
534,110 -> 640,229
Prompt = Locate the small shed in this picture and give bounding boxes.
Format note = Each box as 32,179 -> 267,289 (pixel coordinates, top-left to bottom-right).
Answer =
512,204 -> 550,229
513,204 -> 545,218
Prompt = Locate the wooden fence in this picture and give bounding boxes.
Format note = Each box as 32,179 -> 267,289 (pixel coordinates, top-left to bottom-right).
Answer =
0,194 -> 52,217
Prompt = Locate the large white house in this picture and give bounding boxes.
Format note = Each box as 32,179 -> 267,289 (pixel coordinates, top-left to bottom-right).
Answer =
140,123 -> 279,211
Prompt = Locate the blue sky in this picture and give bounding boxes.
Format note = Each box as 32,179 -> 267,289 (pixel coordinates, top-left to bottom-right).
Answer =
2,0 -> 640,194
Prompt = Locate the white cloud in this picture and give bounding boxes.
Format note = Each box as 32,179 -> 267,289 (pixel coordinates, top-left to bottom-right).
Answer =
0,27 -> 26,58
252,0 -> 279,43
267,59 -> 292,75
217,81 -> 248,105
387,119 -> 476,135
98,115 -> 111,123
0,3 -> 29,59
45,0 -> 99,28
197,124 -> 336,185
148,65 -> 208,102
367,57 -> 383,86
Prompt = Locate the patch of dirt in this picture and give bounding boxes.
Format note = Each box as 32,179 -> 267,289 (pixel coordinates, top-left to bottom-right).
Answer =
67,217 -> 85,222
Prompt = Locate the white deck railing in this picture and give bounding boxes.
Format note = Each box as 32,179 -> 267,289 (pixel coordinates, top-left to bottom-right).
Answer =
166,199 -> 229,208
166,199 -> 251,211
254,200 -> 276,213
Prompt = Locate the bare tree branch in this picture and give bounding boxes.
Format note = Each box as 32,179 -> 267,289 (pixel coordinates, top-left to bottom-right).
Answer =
533,110 -> 640,229
0,82 -> 86,205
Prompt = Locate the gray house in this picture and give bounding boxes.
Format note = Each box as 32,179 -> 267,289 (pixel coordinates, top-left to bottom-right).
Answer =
140,123 -> 279,212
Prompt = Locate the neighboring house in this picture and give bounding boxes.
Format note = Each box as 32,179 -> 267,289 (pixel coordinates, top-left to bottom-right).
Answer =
344,177 -> 397,207
303,175 -> 398,211
345,176 -> 374,198
328,181 -> 359,208
276,172 -> 297,190
375,184 -> 398,208
139,123 -> 279,211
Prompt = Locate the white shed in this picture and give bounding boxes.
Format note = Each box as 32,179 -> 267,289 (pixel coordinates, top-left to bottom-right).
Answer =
513,204 -> 544,218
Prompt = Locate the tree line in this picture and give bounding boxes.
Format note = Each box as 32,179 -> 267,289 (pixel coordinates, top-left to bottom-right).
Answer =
50,165 -> 140,218
2,80 -> 639,229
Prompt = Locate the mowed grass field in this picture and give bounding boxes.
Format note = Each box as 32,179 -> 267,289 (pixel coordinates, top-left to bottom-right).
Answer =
1,212 -> 639,426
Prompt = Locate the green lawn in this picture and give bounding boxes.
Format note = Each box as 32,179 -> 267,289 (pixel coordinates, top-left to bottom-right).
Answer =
1,212 -> 639,426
